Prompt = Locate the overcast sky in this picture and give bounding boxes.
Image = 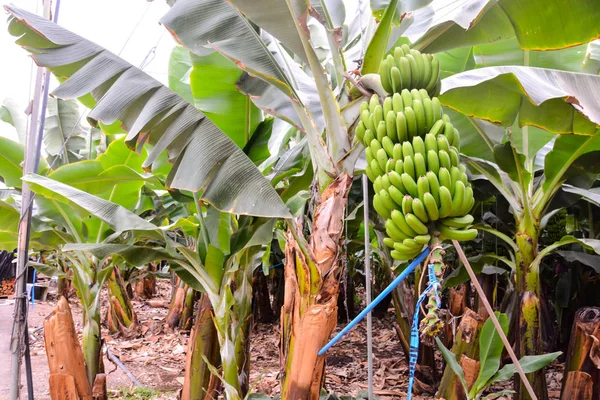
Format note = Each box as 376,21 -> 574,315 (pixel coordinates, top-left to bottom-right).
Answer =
0,0 -> 175,140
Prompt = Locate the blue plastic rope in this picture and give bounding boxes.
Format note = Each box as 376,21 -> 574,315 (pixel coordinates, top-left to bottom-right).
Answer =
318,247 -> 431,356
407,263 -> 442,400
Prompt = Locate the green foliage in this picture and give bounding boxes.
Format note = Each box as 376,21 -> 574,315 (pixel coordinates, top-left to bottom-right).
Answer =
436,314 -> 560,399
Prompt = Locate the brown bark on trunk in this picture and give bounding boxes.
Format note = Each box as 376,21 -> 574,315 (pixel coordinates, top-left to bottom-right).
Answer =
280,174 -> 352,400
561,307 -> 600,399
49,374 -> 79,400
106,268 -> 137,336
253,269 -> 275,323
179,287 -> 197,331
44,297 -> 92,400
561,372 -> 593,400
437,308 -> 484,400
166,284 -> 187,329
134,263 -> 156,299
182,295 -> 220,400
444,284 -> 467,348
91,374 -> 107,400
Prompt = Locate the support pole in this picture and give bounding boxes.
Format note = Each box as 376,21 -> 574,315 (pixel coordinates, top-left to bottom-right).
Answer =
362,175 -> 374,400
10,2 -> 55,399
452,240 -> 537,400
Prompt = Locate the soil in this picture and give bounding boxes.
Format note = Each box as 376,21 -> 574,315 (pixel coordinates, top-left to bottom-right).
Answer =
0,279 -> 566,400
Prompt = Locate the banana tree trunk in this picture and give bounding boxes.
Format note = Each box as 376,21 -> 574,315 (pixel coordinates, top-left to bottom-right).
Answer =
82,305 -> 101,388
280,174 -> 353,400
515,219 -> 548,400
561,307 -> 600,399
134,263 -> 156,299
180,287 -> 197,330
182,295 -> 221,400
437,308 -> 484,399
106,267 -> 137,335
166,281 -> 187,329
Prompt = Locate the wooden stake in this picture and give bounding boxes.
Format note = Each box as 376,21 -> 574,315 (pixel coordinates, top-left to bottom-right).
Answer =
44,297 -> 92,400
452,240 -> 538,400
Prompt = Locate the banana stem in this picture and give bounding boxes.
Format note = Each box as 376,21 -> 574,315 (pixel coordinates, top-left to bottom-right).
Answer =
420,235 -> 445,340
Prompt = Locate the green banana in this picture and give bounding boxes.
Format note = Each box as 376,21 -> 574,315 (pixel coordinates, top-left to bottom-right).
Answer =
386,219 -> 410,242
412,136 -> 426,158
390,67 -> 402,93
410,89 -> 422,103
399,57 -> 412,89
379,57 -> 393,94
426,149 -> 440,175
414,153 -> 427,177
450,180 -> 465,217
401,195 -> 413,215
391,249 -> 417,261
460,186 -> 474,216
429,119 -> 444,136
389,170 -> 405,192
438,149 -> 452,170
438,224 -> 478,242
419,53 -> 431,90
417,175 -> 430,200
449,147 -> 460,167
432,97 -> 443,122
369,94 -> 380,112
376,120 -> 386,142
379,188 -> 397,212
426,171 -> 441,203
438,167 -> 452,191
402,238 -> 424,250
385,111 -> 398,142
443,122 -> 455,145
441,215 -> 474,229
382,136 -> 395,158
370,159 -> 384,177
365,165 -> 376,182
383,237 -> 395,249
396,112 -> 408,142
452,128 -> 460,149
402,141 -> 414,160
363,129 -> 375,145
383,96 -> 393,116
394,241 -> 419,253
392,143 -> 403,162
403,156 -> 416,180
424,133 -> 438,153
381,174 -> 392,190
405,213 -> 429,235
373,176 -> 382,193
365,147 -> 374,164
425,56 -> 439,94
373,193 -> 391,219
394,159 -> 404,175
401,90 -> 412,111
394,46 -> 405,64
360,101 -> 369,113
388,185 -> 404,206
412,99 -> 426,136
422,97 -> 434,132
406,55 -> 421,88
361,109 -> 374,132
414,234 -> 431,245
411,198 -> 429,223
391,209 -> 418,237
423,192 -> 440,221
438,185 -> 453,218
370,137 -> 382,151
392,93 -> 404,114
404,107 -> 418,139
437,134 -> 450,153
401,172 -> 418,197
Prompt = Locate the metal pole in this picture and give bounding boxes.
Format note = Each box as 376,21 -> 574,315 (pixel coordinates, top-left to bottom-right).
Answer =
362,174 -> 374,400
10,2 -> 53,398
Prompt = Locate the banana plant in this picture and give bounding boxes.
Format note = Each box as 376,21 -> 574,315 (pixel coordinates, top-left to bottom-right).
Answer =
7,1 -> 600,399
436,313 -> 561,399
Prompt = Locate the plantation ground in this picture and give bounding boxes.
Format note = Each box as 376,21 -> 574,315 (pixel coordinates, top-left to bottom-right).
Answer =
0,280 -> 565,399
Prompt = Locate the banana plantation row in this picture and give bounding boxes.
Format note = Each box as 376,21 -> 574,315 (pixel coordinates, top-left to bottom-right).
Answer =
2,1 -> 600,399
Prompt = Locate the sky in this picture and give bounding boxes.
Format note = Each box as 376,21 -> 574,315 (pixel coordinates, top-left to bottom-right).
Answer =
0,0 -> 176,140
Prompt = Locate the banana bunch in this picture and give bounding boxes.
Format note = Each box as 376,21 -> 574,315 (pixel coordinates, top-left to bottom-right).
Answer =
355,63 -> 476,261
378,44 -> 440,97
